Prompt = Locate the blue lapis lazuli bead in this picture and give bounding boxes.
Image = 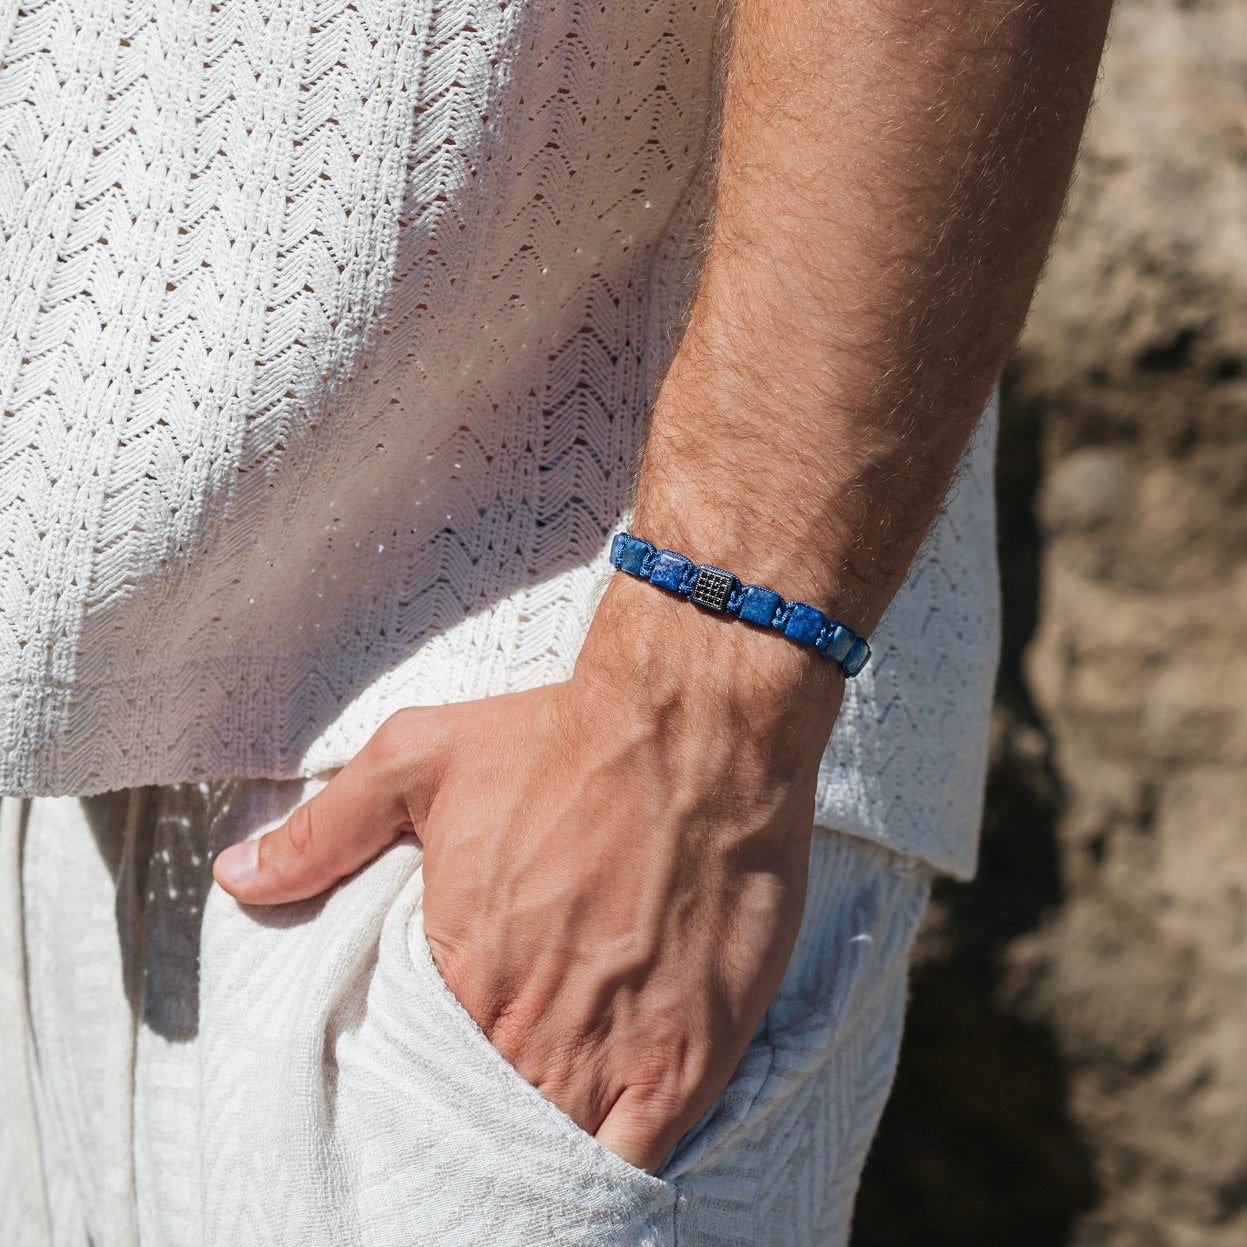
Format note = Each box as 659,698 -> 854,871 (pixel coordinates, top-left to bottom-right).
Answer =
842,638 -> 871,676
782,601 -> 827,646
818,624 -> 855,663
650,549 -> 693,592
615,534 -> 651,576
738,585 -> 783,627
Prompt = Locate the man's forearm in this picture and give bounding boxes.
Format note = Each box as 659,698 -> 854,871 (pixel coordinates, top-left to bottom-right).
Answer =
631,0 -> 1112,639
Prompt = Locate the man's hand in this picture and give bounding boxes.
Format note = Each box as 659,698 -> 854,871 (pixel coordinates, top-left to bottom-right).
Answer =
213,0 -> 1113,1177
213,572 -> 843,1174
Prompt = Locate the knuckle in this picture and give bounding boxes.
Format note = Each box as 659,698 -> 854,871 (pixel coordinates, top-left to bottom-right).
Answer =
368,708 -> 421,771
424,932 -> 460,990
624,1040 -> 719,1123
630,1039 -> 697,1093
425,928 -> 475,1001
427,935 -> 510,1031
627,1076 -> 688,1124
488,994 -> 548,1057
367,706 -> 450,792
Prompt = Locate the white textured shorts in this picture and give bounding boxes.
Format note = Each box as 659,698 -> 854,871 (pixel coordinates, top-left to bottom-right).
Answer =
0,778 -> 932,1247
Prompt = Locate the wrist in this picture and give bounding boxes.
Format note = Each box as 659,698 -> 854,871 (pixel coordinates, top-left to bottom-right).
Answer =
574,569 -> 843,787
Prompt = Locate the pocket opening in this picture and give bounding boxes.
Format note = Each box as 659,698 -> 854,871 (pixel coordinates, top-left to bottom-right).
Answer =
403,894 -> 676,1199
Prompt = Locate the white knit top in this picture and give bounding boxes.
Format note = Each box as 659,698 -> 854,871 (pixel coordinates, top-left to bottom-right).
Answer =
0,0 -> 999,878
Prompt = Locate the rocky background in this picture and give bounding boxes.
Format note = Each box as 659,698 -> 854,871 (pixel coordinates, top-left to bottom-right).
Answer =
854,2 -> 1247,1244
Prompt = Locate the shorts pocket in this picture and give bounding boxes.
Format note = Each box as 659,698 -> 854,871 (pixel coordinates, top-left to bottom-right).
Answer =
407,894 -> 677,1195
331,857 -> 678,1247
655,827 -> 932,1244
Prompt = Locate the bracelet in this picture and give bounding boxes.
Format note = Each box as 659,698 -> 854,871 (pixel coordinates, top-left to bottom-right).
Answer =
608,531 -> 872,677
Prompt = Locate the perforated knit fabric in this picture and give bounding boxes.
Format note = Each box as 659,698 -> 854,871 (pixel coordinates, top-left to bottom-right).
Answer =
0,0 -> 999,878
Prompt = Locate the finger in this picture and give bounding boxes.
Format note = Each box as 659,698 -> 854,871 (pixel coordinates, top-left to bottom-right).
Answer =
593,1086 -> 681,1176
213,708 -> 446,905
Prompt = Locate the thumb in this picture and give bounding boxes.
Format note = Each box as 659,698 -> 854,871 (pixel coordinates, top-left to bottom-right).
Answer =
212,708 -> 447,905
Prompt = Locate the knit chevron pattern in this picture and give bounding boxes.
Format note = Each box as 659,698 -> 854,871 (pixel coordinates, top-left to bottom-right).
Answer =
0,0 -> 998,877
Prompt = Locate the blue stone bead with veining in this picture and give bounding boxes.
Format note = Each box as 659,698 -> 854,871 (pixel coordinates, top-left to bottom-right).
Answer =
782,601 -> 827,646
738,585 -> 783,627
650,549 -> 693,592
615,534 -> 652,576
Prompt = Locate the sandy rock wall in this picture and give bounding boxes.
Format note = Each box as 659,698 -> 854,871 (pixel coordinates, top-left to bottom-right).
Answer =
855,2 -> 1247,1243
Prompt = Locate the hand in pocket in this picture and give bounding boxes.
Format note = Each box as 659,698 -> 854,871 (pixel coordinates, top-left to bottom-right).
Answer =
213,573 -> 845,1174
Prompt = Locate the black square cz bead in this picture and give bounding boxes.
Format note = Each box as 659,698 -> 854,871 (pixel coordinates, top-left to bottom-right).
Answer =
688,566 -> 735,612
